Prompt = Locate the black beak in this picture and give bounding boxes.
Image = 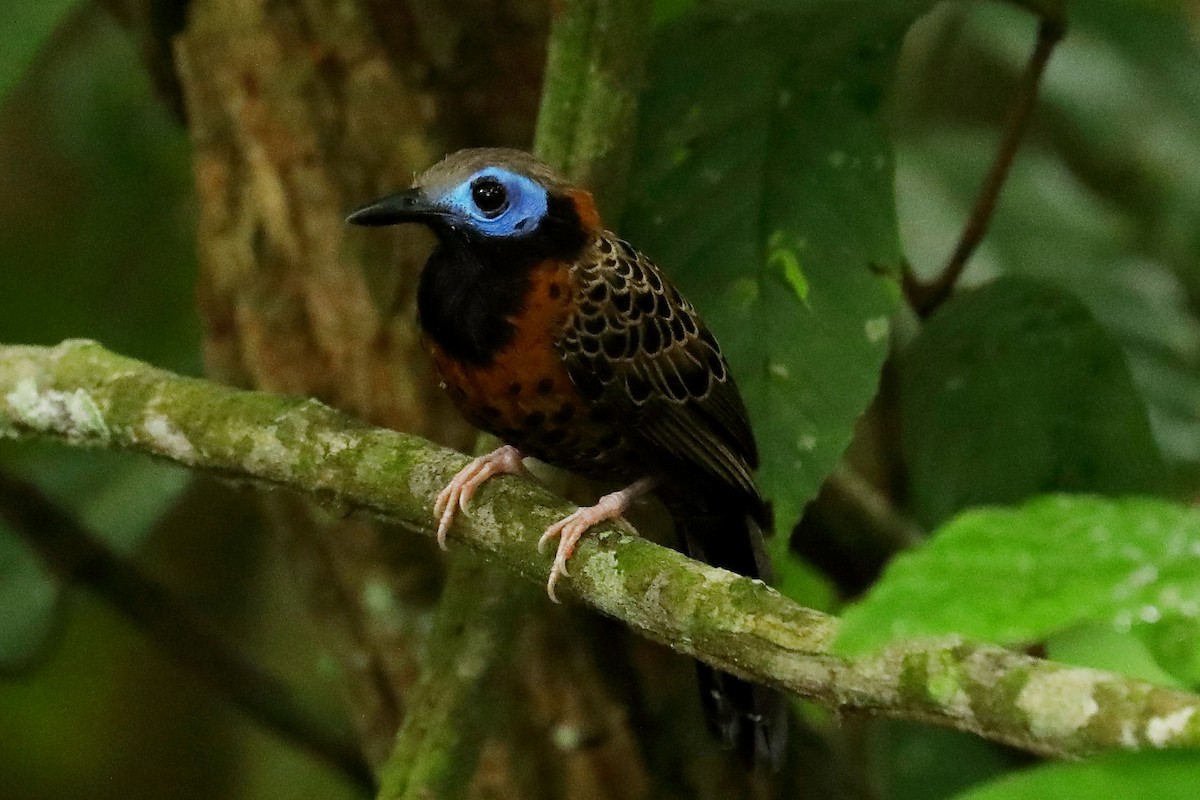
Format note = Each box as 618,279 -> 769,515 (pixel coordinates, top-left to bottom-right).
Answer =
346,188 -> 442,227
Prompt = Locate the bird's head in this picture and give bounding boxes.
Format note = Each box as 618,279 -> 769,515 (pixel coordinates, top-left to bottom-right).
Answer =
347,148 -> 600,259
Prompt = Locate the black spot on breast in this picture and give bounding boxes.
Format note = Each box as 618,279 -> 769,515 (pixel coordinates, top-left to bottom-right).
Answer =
552,402 -> 576,424
482,405 -> 501,418
449,386 -> 467,402
508,382 -> 523,395
536,378 -> 554,395
543,428 -> 568,445
524,411 -> 546,429
548,283 -> 562,300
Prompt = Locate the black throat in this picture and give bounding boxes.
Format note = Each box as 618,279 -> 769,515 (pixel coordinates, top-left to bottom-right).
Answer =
416,194 -> 588,366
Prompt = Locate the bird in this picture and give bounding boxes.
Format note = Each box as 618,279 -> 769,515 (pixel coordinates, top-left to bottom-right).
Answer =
347,147 -> 786,770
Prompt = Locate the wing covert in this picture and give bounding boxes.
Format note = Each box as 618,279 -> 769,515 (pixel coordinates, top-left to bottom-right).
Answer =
559,234 -> 759,500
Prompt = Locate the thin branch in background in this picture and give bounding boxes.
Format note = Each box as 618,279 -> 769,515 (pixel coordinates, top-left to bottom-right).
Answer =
0,468 -> 375,793
903,15 -> 1066,317
377,554 -> 535,800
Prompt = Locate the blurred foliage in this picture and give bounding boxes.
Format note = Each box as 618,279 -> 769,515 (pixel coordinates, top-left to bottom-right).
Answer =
0,0 -> 1199,798
0,3 -> 80,105
897,1 -> 1200,466
0,8 -> 354,800
899,277 -> 1167,528
0,1 -> 197,666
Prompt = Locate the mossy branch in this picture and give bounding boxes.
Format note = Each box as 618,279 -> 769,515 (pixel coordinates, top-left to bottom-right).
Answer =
3,339 -> 1200,760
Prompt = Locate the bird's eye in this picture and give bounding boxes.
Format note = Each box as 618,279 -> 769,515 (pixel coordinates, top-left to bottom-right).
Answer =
470,176 -> 508,217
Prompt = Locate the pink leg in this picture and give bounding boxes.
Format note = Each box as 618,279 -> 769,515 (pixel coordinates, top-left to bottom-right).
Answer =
433,445 -> 526,549
537,477 -> 657,603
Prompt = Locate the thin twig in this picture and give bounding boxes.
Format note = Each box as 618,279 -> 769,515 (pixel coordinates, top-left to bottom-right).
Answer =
0,467 -> 374,793
904,16 -> 1066,317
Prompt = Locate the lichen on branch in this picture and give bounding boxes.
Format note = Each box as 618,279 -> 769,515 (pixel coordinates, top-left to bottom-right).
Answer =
2,339 -> 1199,759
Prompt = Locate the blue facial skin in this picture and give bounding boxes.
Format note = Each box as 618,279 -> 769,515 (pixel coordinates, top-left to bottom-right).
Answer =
435,168 -> 549,238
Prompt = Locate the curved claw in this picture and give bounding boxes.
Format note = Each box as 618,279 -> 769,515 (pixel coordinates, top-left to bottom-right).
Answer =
538,477 -> 657,604
432,445 -> 525,550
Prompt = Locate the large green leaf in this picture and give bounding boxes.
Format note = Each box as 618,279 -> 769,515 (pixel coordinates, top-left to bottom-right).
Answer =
947,751 -> 1200,800
900,277 -> 1167,528
836,495 -> 1200,655
623,1 -> 931,589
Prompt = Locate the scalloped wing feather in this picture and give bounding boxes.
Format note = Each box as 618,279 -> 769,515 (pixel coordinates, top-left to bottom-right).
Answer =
560,234 -> 760,501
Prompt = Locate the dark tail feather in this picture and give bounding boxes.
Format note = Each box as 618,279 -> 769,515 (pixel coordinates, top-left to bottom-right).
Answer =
672,502 -> 788,771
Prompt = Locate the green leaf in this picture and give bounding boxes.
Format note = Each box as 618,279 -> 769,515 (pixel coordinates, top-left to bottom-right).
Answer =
900,277 -> 1168,528
624,1 -> 932,584
0,3 -> 80,106
947,751 -> 1200,800
836,495 -> 1200,655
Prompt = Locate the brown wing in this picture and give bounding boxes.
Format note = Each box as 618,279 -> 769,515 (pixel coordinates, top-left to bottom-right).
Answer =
559,234 -> 760,501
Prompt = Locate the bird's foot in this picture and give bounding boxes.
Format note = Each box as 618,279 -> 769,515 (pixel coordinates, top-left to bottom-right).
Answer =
537,477 -> 656,603
434,445 -> 526,549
